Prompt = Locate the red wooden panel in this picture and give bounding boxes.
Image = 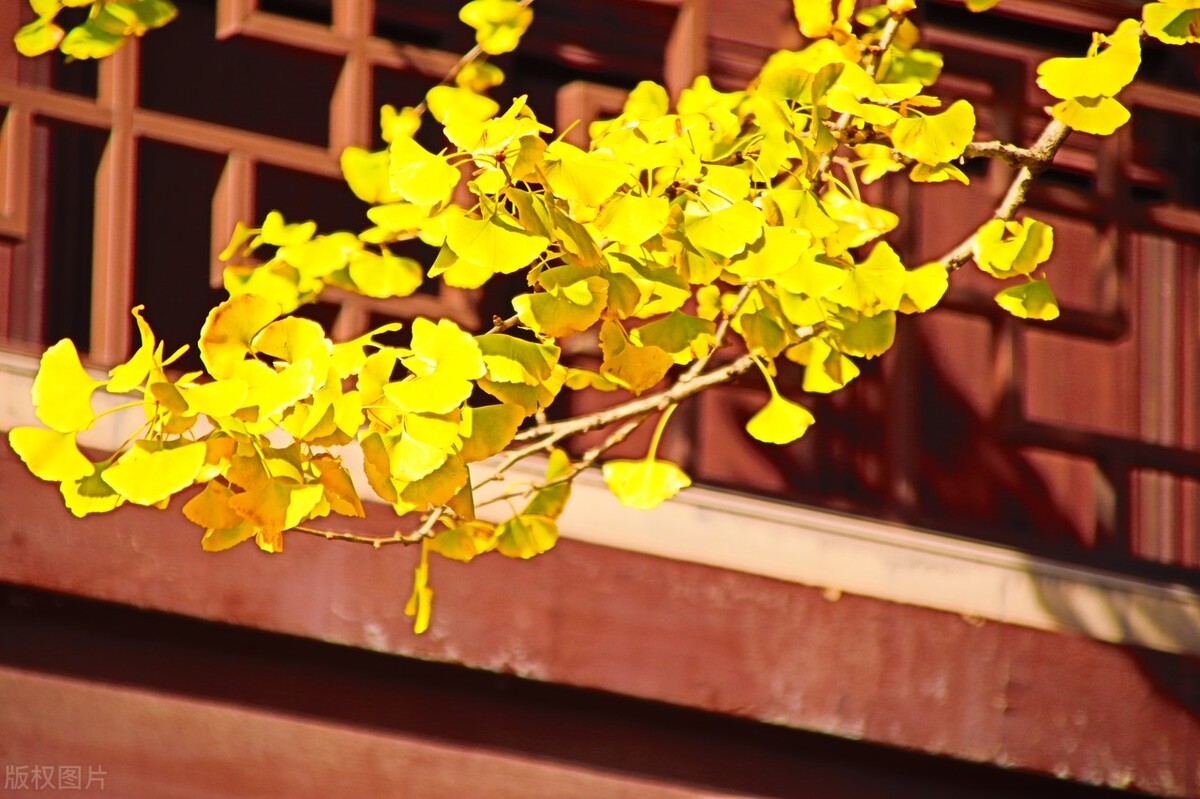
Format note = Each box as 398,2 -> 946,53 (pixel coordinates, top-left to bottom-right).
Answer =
2,448 -> 1198,795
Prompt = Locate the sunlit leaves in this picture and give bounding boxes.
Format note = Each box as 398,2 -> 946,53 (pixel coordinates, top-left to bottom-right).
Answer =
602,458 -> 692,510
1144,2 -> 1200,45
972,217 -> 1054,279
542,142 -> 634,207
14,17 -> 64,57
32,339 -> 104,433
995,278 -> 1061,321
18,0 -> 177,59
1036,18 -> 1141,134
459,404 -> 526,462
459,0 -> 533,55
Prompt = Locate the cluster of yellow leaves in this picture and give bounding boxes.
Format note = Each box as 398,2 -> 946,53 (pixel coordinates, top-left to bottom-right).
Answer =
12,0 -> 1200,633
15,0 -> 176,59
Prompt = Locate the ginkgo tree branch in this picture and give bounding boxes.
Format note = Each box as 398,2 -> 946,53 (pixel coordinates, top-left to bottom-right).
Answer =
942,118 -> 1071,271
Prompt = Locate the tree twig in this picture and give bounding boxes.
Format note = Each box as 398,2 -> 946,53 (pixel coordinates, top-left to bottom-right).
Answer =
940,118 -> 1070,271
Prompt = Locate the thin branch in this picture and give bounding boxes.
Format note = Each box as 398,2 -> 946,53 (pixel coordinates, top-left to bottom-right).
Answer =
962,140 -> 1046,169
680,281 -> 755,382
475,410 -> 653,509
940,118 -> 1070,271
291,506 -> 444,548
487,313 -> 522,334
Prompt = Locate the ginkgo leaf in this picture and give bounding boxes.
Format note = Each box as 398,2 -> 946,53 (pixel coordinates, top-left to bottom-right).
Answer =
199,294 -> 282,380
1036,19 -> 1142,100
838,310 -> 897,358
459,404 -> 526,462
340,147 -> 400,205
631,311 -> 716,364
455,59 -> 506,92
459,0 -> 533,54
405,545 -> 434,634
910,162 -> 970,185
542,142 -> 634,207
602,458 -> 692,510
429,520 -> 498,562
513,270 -> 608,338
775,251 -> 848,298
495,514 -> 559,558
385,373 -> 474,416
599,319 -> 675,394
965,0 -> 1002,10
899,262 -> 949,313
253,316 -> 332,376
995,278 -> 1061,321
595,194 -> 670,246
348,250 -> 423,299
1047,96 -> 1131,136
229,478 -> 324,536
623,80 -> 670,119
62,465 -> 125,518
107,305 -> 156,393
182,481 -> 244,531
793,0 -> 834,37
235,360 -> 316,420
389,132 -> 461,206
32,339 -> 105,433
260,210 -> 316,247
425,86 -> 500,125
404,317 -> 486,381
793,339 -> 861,393
746,394 -> 816,444
891,100 -> 976,165
1144,3 -> 1200,45
822,190 -> 899,250
828,241 -> 907,315
312,455 -> 365,517
444,213 -> 549,274
973,217 -> 1054,279
476,334 -> 560,385
854,143 -> 905,184
8,427 -> 93,483
726,226 -> 813,280
684,201 -> 764,258
102,441 -> 206,506
523,448 -> 573,519
399,455 -> 469,509
14,18 -> 64,57
59,19 -> 125,59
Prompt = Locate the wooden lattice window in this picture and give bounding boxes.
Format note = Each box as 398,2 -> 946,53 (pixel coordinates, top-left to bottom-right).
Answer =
0,0 -> 704,364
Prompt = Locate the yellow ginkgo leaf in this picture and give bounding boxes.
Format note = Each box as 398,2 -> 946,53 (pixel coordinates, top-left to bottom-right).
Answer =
404,545 -> 434,634
684,201 -> 765,259
973,217 -> 1054,279
602,458 -> 692,510
199,294 -> 282,380
425,85 -> 500,125
8,427 -> 94,483
429,521 -> 498,562
726,226 -> 813,280
899,262 -> 949,313
108,305 -> 156,393
444,213 -> 549,275
494,514 -> 559,558
746,394 -> 816,445
1035,19 -> 1142,100
792,0 -> 834,37
595,194 -> 670,246
388,132 -> 462,206
1046,96 -> 1131,136
476,334 -> 560,386
598,319 -> 674,394
228,477 -> 324,536
32,339 -> 105,433
312,454 -> 365,518
891,100 -> 976,165
458,0 -> 533,55
102,441 -> 207,506
995,278 -> 1061,321
459,404 -> 526,463
631,311 -> 716,365
14,18 -> 64,57
1144,3 -> 1200,45
340,146 -> 400,205
182,481 -> 244,531
61,466 -> 124,518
